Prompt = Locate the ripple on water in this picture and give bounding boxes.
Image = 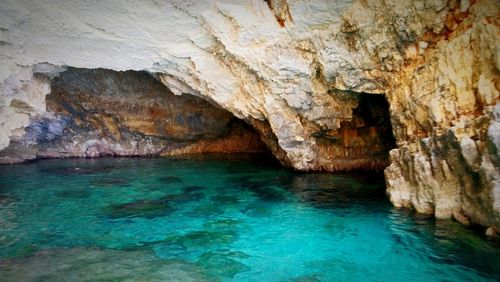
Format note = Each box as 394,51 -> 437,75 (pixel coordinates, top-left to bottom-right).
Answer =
0,156 -> 499,282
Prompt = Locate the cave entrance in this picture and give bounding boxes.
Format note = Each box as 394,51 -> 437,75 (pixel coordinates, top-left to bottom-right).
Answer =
315,92 -> 396,171
11,68 -> 271,159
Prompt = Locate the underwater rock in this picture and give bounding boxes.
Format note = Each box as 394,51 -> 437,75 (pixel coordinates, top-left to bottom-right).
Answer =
183,186 -> 206,192
290,275 -> 322,282
183,204 -> 225,217
0,0 -> 497,227
92,178 -> 130,187
210,195 -> 241,205
42,165 -> 116,176
162,191 -> 204,205
152,243 -> 191,259
243,181 -> 287,202
0,194 -> 17,205
197,251 -> 250,279
0,247 -> 210,281
56,189 -> 91,199
202,219 -> 242,230
152,243 -> 207,262
166,230 -> 238,248
241,202 -> 273,217
159,176 -> 183,184
102,198 -> 175,219
235,176 -> 289,202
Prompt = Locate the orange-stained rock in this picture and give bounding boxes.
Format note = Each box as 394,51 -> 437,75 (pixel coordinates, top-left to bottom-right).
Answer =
0,68 -> 268,162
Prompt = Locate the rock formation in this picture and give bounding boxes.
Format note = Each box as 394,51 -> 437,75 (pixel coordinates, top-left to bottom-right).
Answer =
0,68 -> 267,163
385,0 -> 500,230
0,0 -> 498,230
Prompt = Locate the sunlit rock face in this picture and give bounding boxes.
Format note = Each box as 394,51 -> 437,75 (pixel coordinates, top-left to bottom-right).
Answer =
385,0 -> 500,229
0,0 -> 447,171
0,0 -> 498,228
0,68 -> 267,163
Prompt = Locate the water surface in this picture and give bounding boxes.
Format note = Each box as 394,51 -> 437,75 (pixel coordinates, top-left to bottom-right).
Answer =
0,155 -> 499,281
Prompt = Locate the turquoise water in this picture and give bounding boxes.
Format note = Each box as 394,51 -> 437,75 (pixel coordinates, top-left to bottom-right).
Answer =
0,155 -> 499,281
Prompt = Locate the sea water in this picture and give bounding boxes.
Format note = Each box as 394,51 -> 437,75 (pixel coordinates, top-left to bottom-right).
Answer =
0,155 -> 498,281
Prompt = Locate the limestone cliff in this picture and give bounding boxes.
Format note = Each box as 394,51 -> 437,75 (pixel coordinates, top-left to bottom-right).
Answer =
385,0 -> 500,229
0,0 -> 498,230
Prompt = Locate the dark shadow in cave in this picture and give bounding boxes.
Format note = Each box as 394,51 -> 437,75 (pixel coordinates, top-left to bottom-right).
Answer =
354,93 -> 397,153
313,91 -> 397,172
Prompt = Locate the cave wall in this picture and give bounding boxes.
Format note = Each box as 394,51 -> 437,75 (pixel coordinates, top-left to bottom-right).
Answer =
0,0 -> 498,229
0,68 -> 267,163
385,0 -> 500,229
0,0 -> 452,171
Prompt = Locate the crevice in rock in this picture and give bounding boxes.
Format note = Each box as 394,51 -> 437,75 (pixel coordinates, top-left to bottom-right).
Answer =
263,0 -> 293,27
312,92 -> 396,171
248,118 -> 293,169
0,68 -> 271,163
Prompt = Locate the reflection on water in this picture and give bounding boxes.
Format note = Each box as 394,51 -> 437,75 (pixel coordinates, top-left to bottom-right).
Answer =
0,155 -> 499,281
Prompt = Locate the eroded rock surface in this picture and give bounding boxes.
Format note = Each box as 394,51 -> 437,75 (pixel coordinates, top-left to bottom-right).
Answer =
0,68 -> 267,163
0,0 -> 498,228
0,0 -> 445,171
385,0 -> 500,229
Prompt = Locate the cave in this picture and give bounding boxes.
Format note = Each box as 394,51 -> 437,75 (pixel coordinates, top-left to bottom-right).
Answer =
312,91 -> 396,171
0,68 -> 270,163
0,68 -> 398,173
0,0 -> 499,280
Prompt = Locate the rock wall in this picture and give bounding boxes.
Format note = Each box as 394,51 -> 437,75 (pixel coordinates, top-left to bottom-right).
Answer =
0,0 -> 447,171
385,0 -> 500,230
0,0 -> 498,229
0,68 -> 267,163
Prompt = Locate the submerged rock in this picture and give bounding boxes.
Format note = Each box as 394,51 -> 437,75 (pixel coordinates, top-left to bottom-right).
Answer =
243,181 -> 287,202
92,178 -> 130,187
290,275 -> 322,282
241,202 -> 273,217
202,219 -> 242,230
0,0 -> 498,228
166,230 -> 238,248
197,251 -> 250,279
210,195 -> 241,205
0,247 -> 210,281
0,194 -> 17,205
159,176 -> 183,184
56,189 -> 91,199
183,204 -> 225,217
183,186 -> 206,192
162,192 -> 204,205
102,198 -> 175,219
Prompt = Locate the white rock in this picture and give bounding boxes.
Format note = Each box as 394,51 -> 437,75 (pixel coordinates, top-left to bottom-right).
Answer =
0,0 -> 498,228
